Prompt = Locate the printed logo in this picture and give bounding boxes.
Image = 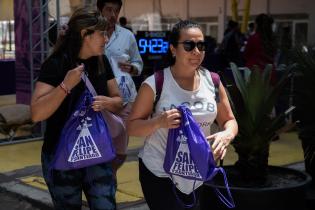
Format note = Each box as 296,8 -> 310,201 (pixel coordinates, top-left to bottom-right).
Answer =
176,130 -> 187,144
68,117 -> 102,163
119,76 -> 131,101
170,130 -> 202,179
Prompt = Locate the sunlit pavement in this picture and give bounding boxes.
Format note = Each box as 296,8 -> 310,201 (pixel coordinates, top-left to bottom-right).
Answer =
0,132 -> 308,209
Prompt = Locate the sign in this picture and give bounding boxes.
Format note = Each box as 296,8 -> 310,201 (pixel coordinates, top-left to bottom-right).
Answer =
136,31 -> 170,56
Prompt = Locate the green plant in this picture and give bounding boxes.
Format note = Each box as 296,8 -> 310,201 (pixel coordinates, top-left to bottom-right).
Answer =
225,63 -> 291,185
291,46 -> 315,184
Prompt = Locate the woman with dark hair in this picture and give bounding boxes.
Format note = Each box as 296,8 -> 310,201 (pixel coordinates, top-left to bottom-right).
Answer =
31,8 -> 122,210
244,13 -> 277,83
127,20 -> 238,210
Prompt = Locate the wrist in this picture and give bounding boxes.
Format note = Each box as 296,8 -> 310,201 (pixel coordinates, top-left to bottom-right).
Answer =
59,81 -> 71,95
223,130 -> 235,143
154,113 -> 163,130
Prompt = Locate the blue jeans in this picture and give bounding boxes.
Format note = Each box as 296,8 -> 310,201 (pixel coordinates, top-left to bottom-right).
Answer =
41,152 -> 116,210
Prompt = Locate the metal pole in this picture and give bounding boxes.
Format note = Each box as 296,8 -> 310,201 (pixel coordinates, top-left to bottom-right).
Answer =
266,0 -> 270,15
223,0 -> 227,29
231,0 -> 238,22
40,0 -> 44,64
187,0 -> 190,19
27,0 -> 34,93
56,0 -> 60,36
218,0 -> 227,42
241,0 -> 251,33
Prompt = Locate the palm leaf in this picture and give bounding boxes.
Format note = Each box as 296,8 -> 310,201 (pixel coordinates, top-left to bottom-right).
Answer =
227,62 -> 291,158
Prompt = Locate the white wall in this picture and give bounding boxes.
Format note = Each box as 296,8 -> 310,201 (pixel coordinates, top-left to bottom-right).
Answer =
121,0 -> 314,44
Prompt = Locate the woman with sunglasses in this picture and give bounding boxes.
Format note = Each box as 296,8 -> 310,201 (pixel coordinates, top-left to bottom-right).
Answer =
31,8 -> 122,210
127,20 -> 238,210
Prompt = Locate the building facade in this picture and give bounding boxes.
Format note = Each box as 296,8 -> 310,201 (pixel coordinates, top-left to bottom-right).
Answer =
119,0 -> 314,45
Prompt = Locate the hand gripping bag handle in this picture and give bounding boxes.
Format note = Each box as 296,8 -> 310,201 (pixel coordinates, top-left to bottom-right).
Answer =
81,73 -> 127,154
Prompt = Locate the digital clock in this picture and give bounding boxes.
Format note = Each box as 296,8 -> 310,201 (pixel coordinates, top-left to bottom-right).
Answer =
136,31 -> 170,55
138,38 -> 169,54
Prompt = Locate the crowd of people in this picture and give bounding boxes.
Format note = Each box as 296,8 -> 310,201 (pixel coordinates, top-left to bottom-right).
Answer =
207,14 -> 278,79
30,0 -> 288,209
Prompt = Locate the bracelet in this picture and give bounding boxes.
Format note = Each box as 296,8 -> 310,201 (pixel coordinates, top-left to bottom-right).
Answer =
59,81 -> 71,94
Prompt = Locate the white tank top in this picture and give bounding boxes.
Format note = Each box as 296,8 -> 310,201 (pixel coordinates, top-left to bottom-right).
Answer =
138,67 -> 218,193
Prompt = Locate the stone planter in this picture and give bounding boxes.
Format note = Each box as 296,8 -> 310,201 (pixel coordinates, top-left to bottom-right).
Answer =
200,166 -> 311,210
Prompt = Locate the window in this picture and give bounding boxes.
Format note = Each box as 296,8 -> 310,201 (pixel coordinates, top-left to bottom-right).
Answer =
0,20 -> 15,59
294,22 -> 308,45
208,24 -> 218,40
275,20 -> 308,47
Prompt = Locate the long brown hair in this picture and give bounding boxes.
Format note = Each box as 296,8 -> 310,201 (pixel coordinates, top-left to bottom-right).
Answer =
47,8 -> 108,69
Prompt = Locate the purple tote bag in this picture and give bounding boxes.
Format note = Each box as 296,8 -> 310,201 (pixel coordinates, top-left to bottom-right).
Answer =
164,105 -> 235,208
50,74 -> 116,170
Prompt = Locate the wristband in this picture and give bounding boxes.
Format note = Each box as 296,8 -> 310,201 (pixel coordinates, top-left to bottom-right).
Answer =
59,81 -> 71,94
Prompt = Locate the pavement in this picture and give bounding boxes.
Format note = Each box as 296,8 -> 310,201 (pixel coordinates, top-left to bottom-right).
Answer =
0,137 -> 148,210
0,131 -> 312,210
0,94 -> 313,210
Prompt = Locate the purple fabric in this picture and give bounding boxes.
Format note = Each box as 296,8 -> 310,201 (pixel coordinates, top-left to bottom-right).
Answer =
83,73 -> 128,155
164,105 -> 235,208
102,109 -> 128,155
14,0 -> 42,104
50,74 -> 116,170
118,76 -> 131,102
163,105 -> 218,181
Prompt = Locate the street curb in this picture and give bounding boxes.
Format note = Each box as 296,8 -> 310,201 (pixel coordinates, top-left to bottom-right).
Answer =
0,181 -> 54,210
0,161 -> 308,210
0,180 -> 149,210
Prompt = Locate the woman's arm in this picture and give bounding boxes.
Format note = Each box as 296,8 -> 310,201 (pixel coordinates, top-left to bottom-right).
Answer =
92,78 -> 123,113
31,65 -> 84,122
127,83 -> 180,137
207,83 -> 238,160
31,82 -> 67,122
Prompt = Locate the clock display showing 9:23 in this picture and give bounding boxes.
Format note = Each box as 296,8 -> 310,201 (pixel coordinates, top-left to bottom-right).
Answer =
138,38 -> 169,54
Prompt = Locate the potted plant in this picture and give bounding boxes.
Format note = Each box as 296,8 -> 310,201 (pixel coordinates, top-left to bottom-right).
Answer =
200,63 -> 311,210
291,46 -> 315,188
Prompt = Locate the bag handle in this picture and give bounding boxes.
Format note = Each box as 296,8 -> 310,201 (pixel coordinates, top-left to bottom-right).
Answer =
81,73 -> 97,97
81,70 -> 125,139
171,176 -> 197,208
206,167 -> 235,208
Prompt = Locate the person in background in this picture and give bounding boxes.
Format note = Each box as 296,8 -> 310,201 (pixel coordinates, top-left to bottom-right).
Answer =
247,22 -> 255,38
218,20 -> 244,68
244,13 -> 277,84
30,8 -> 122,210
127,20 -> 238,210
119,16 -> 133,32
97,0 -> 143,172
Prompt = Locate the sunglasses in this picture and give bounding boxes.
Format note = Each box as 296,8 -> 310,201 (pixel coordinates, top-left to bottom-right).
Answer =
177,40 -> 207,52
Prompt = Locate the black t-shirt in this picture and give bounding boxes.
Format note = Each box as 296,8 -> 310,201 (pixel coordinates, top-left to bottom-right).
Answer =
38,53 -> 114,154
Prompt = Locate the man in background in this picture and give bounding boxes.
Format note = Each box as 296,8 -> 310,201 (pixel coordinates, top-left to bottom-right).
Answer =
97,0 -> 143,172
119,16 -> 133,33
